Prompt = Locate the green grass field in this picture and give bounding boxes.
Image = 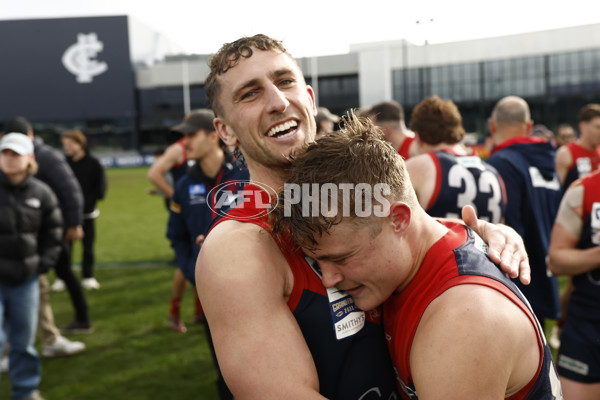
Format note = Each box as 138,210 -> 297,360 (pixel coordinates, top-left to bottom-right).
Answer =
0,167 -> 220,399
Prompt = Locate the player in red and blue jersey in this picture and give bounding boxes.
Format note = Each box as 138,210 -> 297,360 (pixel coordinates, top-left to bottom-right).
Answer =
271,113 -> 561,399
549,169 -> 600,399
406,96 -> 506,223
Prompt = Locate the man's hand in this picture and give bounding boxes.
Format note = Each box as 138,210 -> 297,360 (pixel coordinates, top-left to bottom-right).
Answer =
65,225 -> 84,242
195,234 -> 206,246
462,206 -> 531,285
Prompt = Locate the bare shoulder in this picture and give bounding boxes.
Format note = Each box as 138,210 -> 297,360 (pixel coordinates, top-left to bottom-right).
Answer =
197,219 -> 292,296
411,284 -> 539,397
420,284 -> 530,334
405,154 -> 436,205
555,145 -> 572,165
405,154 -> 435,180
164,141 -> 185,163
405,152 -> 433,168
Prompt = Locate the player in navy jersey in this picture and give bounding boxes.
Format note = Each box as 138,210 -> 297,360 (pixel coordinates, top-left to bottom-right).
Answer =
405,96 -> 506,223
487,96 -> 562,329
148,111 -> 201,333
271,113 -> 562,399
196,34 -> 532,399
549,169 -> 600,399
167,109 -> 248,398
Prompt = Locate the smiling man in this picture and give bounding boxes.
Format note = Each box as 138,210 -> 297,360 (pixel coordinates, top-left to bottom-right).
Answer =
196,34 -> 532,399
271,113 -> 562,399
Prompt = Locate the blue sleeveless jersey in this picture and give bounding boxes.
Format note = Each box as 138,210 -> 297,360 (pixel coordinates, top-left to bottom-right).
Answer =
426,151 -> 506,223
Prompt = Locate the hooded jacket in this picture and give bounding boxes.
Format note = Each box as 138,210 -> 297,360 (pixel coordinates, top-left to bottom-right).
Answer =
488,137 -> 562,320
0,170 -> 64,285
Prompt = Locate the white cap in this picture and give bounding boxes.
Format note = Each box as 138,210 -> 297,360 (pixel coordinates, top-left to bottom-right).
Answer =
0,132 -> 34,155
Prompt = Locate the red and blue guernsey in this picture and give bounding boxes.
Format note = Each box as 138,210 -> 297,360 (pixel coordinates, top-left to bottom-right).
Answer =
562,142 -> 600,191
487,137 -> 562,321
385,222 -> 562,399
167,156 -> 249,284
565,169 -> 600,320
211,184 -> 398,400
425,150 -> 506,223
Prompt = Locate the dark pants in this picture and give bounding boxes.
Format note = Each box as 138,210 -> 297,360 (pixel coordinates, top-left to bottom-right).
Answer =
81,218 -> 96,279
54,240 -> 89,324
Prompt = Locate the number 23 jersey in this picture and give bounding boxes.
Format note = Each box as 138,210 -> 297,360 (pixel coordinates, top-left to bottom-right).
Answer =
425,150 -> 507,223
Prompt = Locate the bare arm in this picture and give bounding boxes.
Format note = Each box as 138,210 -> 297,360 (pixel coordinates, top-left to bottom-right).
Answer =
410,285 -> 539,399
548,184 -> 600,275
147,144 -> 184,199
555,146 -> 572,186
196,221 -> 325,399
548,224 -> 600,275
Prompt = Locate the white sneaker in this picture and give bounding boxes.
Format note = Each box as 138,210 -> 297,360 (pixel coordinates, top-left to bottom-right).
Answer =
549,324 -> 561,349
51,279 -> 66,292
81,277 -> 100,290
25,390 -> 47,400
42,335 -> 85,357
0,355 -> 8,372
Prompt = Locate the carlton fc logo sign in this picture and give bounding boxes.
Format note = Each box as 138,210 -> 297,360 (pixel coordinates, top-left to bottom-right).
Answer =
62,33 -> 108,83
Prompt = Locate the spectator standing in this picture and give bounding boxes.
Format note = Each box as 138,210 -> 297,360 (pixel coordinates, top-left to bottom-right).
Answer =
1,117 -> 87,355
61,130 -> 107,290
0,133 -> 63,400
487,96 -> 563,327
405,96 -> 506,223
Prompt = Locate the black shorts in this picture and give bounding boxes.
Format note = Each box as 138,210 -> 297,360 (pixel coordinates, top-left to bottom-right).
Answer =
557,314 -> 600,383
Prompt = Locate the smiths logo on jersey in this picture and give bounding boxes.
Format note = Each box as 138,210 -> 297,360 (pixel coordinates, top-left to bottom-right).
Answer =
304,256 -> 366,340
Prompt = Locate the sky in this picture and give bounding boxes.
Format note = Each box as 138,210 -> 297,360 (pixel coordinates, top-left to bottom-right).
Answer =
2,0 -> 598,58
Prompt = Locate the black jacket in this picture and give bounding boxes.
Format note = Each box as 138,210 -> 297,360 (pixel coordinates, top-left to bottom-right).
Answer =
33,137 -> 84,228
0,171 -> 64,285
66,152 -> 107,214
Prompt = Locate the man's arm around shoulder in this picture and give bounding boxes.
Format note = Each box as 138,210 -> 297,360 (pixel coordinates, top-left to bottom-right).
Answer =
196,220 -> 326,399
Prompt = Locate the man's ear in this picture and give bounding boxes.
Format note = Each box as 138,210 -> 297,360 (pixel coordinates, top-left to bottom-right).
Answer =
488,118 -> 496,135
525,120 -> 534,135
306,85 -> 317,117
214,118 -> 238,147
389,201 -> 411,233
